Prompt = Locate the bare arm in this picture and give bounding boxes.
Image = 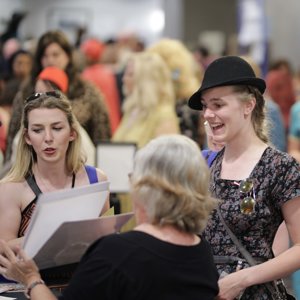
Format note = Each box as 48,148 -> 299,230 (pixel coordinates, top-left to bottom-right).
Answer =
217,197 -> 300,300
0,183 -> 23,247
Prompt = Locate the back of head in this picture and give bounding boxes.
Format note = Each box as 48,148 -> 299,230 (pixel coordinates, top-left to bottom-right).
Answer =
80,38 -> 105,63
130,134 -> 216,234
147,38 -> 200,100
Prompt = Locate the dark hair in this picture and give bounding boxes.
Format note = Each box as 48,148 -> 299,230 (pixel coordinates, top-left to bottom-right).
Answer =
31,30 -> 84,98
8,49 -> 32,77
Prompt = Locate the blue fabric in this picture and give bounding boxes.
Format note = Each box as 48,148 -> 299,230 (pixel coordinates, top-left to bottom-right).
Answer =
266,99 -> 287,152
289,101 -> 300,139
201,150 -> 218,167
84,165 -> 98,184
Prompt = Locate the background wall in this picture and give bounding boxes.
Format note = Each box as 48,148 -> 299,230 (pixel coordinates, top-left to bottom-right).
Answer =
1,0 -> 300,72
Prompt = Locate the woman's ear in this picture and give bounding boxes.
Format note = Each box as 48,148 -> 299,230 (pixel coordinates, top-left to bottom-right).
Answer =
244,97 -> 256,116
69,129 -> 77,142
24,129 -> 32,145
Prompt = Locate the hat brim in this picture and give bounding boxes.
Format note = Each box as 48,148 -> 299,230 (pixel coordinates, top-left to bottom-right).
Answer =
188,77 -> 266,110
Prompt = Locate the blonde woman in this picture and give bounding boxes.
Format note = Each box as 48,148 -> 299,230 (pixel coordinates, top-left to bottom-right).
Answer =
0,91 -> 109,250
113,51 -> 179,148
147,38 -> 205,146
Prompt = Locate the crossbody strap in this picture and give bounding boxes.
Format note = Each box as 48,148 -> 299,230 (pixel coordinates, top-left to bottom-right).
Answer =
217,206 -> 286,299
216,206 -> 256,266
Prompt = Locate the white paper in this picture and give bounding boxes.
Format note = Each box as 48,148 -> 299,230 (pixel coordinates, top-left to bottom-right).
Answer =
23,181 -> 109,258
96,142 -> 136,193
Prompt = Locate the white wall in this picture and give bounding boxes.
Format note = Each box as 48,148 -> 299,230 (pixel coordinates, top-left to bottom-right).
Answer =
265,0 -> 300,72
12,0 -> 183,47
0,0 -> 24,34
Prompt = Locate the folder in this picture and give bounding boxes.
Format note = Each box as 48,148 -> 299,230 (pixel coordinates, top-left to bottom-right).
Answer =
33,213 -> 134,269
23,181 -> 110,259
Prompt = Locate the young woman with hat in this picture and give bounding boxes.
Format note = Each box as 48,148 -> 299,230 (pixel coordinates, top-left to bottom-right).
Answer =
189,56 -> 300,299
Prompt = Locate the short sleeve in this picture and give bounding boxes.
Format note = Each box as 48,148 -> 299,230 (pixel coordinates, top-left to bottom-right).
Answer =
272,153 -> 300,207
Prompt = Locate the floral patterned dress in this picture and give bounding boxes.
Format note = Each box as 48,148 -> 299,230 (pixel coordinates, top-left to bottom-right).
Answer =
203,147 -> 300,299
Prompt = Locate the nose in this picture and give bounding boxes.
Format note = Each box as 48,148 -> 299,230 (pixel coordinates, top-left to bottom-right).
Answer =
203,107 -> 215,119
44,128 -> 54,143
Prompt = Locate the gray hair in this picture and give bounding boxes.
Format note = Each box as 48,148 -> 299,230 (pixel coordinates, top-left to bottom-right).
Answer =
130,134 -> 216,234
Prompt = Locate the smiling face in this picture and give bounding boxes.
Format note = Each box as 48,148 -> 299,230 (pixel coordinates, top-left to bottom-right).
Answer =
25,108 -> 76,164
201,86 -> 254,144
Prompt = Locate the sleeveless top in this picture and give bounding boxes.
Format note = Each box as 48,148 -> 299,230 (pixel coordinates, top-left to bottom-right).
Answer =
18,165 -> 98,237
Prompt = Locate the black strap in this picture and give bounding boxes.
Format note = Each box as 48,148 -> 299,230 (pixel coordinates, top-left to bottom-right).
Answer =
217,206 -> 257,266
25,174 -> 42,197
217,206 -> 286,299
26,173 -> 76,195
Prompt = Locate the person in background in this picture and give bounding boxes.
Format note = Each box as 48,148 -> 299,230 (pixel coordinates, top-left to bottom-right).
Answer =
0,134 -> 219,300
147,38 -> 206,148
5,30 -> 111,163
0,91 -> 109,250
80,38 -> 121,133
113,51 -> 179,148
188,55 -> 300,299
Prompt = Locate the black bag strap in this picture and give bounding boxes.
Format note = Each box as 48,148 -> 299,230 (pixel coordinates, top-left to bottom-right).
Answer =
217,206 -> 288,299
216,206 -> 256,266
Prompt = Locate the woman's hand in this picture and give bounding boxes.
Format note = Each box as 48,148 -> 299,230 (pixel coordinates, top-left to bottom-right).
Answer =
0,239 -> 41,285
216,269 -> 247,300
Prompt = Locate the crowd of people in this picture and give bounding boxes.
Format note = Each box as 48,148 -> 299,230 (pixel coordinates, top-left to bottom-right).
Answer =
0,15 -> 300,300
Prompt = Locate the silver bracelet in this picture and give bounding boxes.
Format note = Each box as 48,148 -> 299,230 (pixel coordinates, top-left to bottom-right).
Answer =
24,279 -> 45,299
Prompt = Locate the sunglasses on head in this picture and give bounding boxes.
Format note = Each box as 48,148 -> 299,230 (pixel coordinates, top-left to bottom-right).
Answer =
239,178 -> 256,215
25,90 -> 61,103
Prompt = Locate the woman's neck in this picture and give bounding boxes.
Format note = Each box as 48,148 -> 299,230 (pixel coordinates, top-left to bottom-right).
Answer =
33,162 -> 73,192
134,223 -> 200,246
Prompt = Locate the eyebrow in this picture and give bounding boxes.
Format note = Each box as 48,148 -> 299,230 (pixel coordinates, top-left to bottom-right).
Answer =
30,121 -> 64,127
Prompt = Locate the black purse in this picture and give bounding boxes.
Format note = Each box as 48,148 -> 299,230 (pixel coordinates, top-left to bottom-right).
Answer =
216,206 -> 296,300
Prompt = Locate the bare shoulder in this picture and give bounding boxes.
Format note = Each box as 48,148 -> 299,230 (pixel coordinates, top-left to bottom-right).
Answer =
75,165 -> 108,185
0,181 -> 28,207
95,167 -> 108,182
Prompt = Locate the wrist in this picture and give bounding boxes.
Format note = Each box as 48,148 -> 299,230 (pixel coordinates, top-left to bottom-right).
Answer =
24,278 -> 45,299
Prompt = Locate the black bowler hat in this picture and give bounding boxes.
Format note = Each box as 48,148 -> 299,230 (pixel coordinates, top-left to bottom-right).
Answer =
188,56 -> 266,110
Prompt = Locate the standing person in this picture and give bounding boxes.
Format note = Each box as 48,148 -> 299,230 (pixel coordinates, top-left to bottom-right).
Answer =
0,134 -> 219,300
147,38 -> 205,147
80,38 -> 121,133
0,91 -> 109,250
5,30 -> 111,162
188,56 -> 300,299
113,51 -> 179,148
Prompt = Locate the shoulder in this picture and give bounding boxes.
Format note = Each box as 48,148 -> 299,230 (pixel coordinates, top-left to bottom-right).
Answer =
82,165 -> 107,183
0,180 -> 28,206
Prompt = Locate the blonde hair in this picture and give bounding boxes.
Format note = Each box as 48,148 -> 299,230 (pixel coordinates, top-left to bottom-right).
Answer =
2,92 -> 85,182
130,134 -> 217,234
147,38 -> 201,100
122,52 -> 175,118
232,56 -> 270,143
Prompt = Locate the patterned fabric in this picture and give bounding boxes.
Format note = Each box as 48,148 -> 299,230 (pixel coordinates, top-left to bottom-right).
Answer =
203,147 -> 300,299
